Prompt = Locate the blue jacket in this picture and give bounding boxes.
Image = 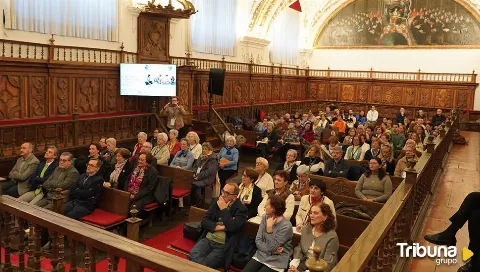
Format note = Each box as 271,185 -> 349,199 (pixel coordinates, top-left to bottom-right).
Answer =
170,149 -> 194,170
217,147 -> 239,171
30,160 -> 59,190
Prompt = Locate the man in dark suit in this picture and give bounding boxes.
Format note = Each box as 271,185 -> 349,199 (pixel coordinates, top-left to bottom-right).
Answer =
324,146 -> 350,178
189,183 -> 248,270
64,158 -> 104,220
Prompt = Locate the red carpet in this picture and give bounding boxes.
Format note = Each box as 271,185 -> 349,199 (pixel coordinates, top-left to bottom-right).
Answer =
95,223 -> 188,271
1,248 -> 81,271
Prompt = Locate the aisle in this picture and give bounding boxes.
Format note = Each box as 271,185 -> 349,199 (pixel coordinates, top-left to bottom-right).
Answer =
410,131 -> 480,272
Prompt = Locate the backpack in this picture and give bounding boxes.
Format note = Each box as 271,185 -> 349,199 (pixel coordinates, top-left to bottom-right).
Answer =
232,236 -> 257,269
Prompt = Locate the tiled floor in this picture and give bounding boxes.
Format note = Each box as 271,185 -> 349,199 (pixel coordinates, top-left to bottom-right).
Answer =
410,131 -> 480,272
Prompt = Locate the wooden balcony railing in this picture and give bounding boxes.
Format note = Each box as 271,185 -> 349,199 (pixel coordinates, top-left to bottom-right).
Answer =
170,56 -> 477,83
332,114 -> 458,272
0,113 -> 155,157
0,39 -> 137,65
0,197 -> 216,272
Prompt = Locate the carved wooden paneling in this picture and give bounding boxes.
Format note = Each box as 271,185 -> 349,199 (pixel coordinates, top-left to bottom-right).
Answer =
0,76 -> 21,120
434,88 -> 453,108
272,81 -> 281,101
56,78 -> 70,116
329,83 -> 339,100
318,83 -> 327,100
77,78 -> 100,114
178,80 -> 190,111
404,87 -> 416,106
357,85 -> 369,103
340,84 -> 355,102
106,78 -> 117,112
456,88 -> 470,109
138,15 -> 169,63
30,76 -> 47,118
419,88 -> 432,107
372,86 -> 382,103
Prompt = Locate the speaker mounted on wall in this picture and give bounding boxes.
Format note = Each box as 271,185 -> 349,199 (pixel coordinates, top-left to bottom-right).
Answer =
208,68 -> 226,96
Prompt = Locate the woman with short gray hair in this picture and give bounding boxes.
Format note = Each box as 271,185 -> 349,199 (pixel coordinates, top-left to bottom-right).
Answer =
133,132 -> 147,157
167,129 -> 181,157
217,135 -> 239,188
152,133 -> 170,165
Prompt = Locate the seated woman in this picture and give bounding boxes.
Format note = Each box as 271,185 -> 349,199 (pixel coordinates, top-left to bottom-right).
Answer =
275,149 -> 298,183
257,121 -> 278,158
278,122 -> 301,162
409,132 -> 425,153
167,129 -> 181,157
238,167 -> 263,219
320,136 -> 340,161
301,144 -> 324,175
75,142 -> 108,179
254,157 -> 274,197
342,128 -> 357,146
251,170 -> 295,223
186,131 -> 202,160
132,132 -> 147,158
314,114 -> 330,136
355,158 -> 393,203
190,142 -> 218,207
123,152 -> 159,210
243,195 -> 293,272
295,179 -> 335,233
170,138 -> 194,170
299,122 -> 315,149
359,134 -> 370,155
104,148 -> 132,190
332,115 -> 346,135
290,165 -> 311,200
289,203 -> 339,272
217,135 -> 239,188
364,139 -> 382,161
344,136 -> 364,161
381,145 -> 396,176
151,132 -> 170,165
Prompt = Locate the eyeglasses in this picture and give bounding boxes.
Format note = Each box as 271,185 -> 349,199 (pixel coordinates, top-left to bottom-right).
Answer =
87,163 -> 97,167
59,159 -> 70,162
222,190 -> 238,196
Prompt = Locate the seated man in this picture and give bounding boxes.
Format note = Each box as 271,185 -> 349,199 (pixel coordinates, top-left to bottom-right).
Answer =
1,142 -> 40,197
189,183 -> 247,270
250,170 -> 295,224
324,146 -> 350,178
18,146 -> 59,204
131,142 -> 157,168
424,192 -> 480,272
35,152 -> 79,210
64,158 -> 104,219
394,146 -> 418,178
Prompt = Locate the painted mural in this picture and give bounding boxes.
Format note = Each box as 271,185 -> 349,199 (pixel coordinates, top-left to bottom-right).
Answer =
315,0 -> 480,47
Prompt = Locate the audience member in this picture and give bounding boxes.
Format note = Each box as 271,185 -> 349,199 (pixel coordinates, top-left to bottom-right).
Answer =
218,136 -> 239,188
332,115 -> 346,135
275,149 -> 299,183
124,152 -> 158,210
252,171 -> 295,223
254,157 -> 274,197
170,138 -> 194,170
132,132 -> 147,157
190,142 -> 218,207
103,138 -> 118,166
151,132 -> 170,165
416,109 -> 426,120
344,136 -> 364,161
321,136 -> 340,161
189,183 -> 247,270
187,131 -> 202,160
290,203 -> 339,272
2,142 -> 40,197
409,132 -> 424,153
167,129 -> 181,157
238,168 -> 263,219
366,106 -> 378,127
396,108 -> 407,125
295,179 -> 335,233
355,158 -> 392,203
343,128 -> 356,146
345,110 -> 357,130
131,142 -> 157,167
64,158 -> 104,219
381,145 -> 396,176
301,144 -> 324,175
34,152 -> 79,210
278,123 -> 301,162
104,148 -> 132,189
394,146 -> 417,178
257,121 -> 278,158
244,195 -> 293,272
356,110 -> 367,126
431,109 -> 446,127
99,137 -> 108,155
324,146 -> 350,178
364,139 -> 382,161
424,192 -> 480,271
18,146 -> 59,203
290,165 -> 311,199
391,124 -> 405,155
150,129 -> 159,147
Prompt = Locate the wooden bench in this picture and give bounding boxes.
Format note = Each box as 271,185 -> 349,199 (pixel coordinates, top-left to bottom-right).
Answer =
156,164 -> 194,207
233,129 -> 261,149
310,175 -> 358,198
79,187 -> 131,230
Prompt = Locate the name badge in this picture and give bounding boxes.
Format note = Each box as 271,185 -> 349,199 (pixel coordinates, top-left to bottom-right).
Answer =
170,118 -> 176,126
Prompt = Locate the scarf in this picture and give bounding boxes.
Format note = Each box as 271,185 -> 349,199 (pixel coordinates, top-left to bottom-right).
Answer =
110,161 -> 127,185
128,165 -> 148,194
168,139 -> 177,153
239,183 -> 254,204
283,161 -> 295,173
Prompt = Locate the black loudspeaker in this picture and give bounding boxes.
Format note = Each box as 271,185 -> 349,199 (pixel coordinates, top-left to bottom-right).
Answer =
208,68 -> 226,96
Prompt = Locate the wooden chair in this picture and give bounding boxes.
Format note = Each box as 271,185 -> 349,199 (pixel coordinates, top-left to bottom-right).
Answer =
233,129 -> 261,150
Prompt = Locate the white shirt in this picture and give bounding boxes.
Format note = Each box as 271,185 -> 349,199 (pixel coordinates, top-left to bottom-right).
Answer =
249,192 -> 295,224
295,195 -> 336,227
189,144 -> 202,160
367,110 -> 378,122
255,173 -> 274,197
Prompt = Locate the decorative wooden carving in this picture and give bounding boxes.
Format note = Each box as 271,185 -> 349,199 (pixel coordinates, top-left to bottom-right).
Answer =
357,85 -> 368,102
456,89 -> 470,109
0,76 -> 21,120
31,77 -> 47,118
341,84 -> 355,101
106,79 -> 117,112
178,80 -> 190,111
56,78 -> 69,115
137,15 -> 169,63
78,78 -> 100,113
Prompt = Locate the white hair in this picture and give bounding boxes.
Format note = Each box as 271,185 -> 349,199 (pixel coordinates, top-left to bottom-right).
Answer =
138,132 -> 147,139
106,138 -> 116,146
256,157 -> 269,169
158,133 -> 168,143
169,129 -> 179,138
297,164 -> 309,175
226,135 -> 236,145
186,131 -> 200,144
143,142 -> 152,148
287,149 -> 298,159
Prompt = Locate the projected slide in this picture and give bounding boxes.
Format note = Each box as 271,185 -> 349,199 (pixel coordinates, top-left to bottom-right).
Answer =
120,64 -> 177,97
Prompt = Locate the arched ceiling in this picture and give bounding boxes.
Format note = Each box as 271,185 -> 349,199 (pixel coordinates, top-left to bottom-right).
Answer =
246,0 -> 480,48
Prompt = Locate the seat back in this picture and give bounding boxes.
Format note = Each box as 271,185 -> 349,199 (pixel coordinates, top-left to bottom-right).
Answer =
156,164 -> 194,190
98,187 -> 131,217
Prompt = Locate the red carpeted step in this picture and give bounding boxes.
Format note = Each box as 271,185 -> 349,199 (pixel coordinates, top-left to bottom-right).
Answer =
169,238 -> 196,255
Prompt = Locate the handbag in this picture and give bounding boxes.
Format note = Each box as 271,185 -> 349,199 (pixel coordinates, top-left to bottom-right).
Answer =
183,221 -> 202,242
